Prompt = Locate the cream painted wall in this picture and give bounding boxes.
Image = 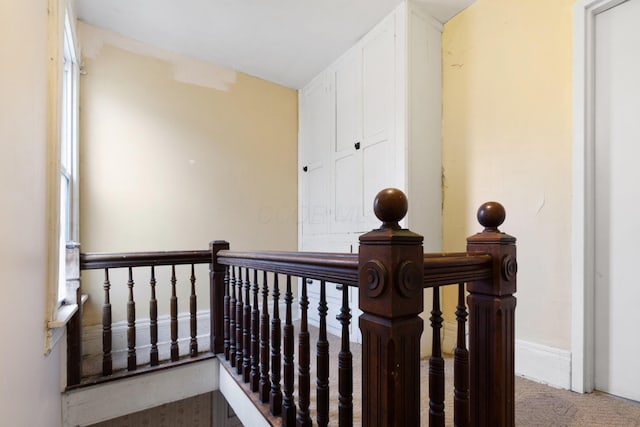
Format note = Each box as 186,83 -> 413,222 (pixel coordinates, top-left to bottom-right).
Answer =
78,24 -> 298,325
441,0 -> 575,350
0,0 -> 65,425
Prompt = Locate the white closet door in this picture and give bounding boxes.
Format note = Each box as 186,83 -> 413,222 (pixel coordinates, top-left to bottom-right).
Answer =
333,50 -> 363,233
299,77 -> 332,236
594,0 -> 640,402
362,13 -> 396,229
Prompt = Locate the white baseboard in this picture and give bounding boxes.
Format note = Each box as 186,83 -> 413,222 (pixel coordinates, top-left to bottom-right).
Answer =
82,310 -> 212,376
515,339 -> 571,389
82,303 -> 294,376
62,358 -> 219,426
439,324 -> 571,390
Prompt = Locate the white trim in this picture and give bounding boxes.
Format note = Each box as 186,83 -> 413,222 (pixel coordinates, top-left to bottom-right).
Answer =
45,0 -> 81,354
48,303 -> 79,329
219,366 -> 271,427
515,340 -> 571,390
571,0 -> 628,393
62,358 -> 219,426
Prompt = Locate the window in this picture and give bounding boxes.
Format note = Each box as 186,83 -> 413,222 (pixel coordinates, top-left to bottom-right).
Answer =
58,11 -> 79,305
47,7 -> 80,347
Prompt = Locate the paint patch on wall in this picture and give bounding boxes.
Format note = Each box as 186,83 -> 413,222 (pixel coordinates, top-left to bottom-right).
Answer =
77,22 -> 237,91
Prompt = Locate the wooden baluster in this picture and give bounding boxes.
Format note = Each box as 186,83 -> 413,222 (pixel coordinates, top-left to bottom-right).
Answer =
429,286 -> 445,427
127,267 -> 137,371
224,266 -> 230,360
149,266 -> 159,366
270,273 -> 282,415
250,269 -> 260,392
260,270 -> 271,403
229,266 -> 237,366
210,241 -> 230,355
243,267 -> 251,382
454,282 -> 470,427
297,277 -> 312,427
170,265 -> 179,362
102,268 -> 113,376
190,264 -> 198,357
466,202 -> 517,427
337,283 -> 353,427
316,280 -> 329,427
358,189 -> 423,427
236,267 -> 244,374
282,275 -> 296,426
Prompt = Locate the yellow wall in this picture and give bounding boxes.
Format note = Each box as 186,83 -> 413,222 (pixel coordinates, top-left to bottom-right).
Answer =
78,24 -> 298,325
441,0 -> 575,350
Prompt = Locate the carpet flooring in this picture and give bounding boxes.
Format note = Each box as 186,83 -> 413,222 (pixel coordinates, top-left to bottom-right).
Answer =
316,324 -> 640,426
92,322 -> 640,426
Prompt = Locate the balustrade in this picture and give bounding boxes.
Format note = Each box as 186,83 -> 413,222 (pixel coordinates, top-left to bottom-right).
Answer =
66,189 -> 516,427
68,251 -> 212,386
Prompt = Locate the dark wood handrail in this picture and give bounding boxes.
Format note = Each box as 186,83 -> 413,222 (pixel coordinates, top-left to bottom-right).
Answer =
81,249 -> 492,287
423,252 -> 492,287
217,250 -> 359,286
217,250 -> 493,288
80,250 -> 211,270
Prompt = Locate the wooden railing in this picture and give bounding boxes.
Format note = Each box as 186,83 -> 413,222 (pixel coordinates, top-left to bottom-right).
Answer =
210,189 -> 517,427
67,250 -> 214,387
67,188 -> 517,426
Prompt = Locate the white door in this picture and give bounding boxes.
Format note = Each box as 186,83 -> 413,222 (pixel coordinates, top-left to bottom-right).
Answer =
299,76 -> 332,236
594,0 -> 640,402
332,49 -> 363,233
361,13 -> 397,230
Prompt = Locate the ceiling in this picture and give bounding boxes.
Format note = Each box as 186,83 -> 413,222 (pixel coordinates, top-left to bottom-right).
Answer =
75,0 -> 474,89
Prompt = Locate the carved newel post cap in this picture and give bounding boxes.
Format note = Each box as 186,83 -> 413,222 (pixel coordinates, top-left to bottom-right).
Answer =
477,201 -> 506,232
373,188 -> 408,230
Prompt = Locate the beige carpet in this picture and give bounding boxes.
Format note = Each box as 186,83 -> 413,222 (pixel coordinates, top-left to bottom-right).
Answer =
315,324 -> 640,426
511,374 -> 640,427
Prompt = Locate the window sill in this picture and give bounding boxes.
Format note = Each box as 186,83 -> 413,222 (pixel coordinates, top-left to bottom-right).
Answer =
45,295 -> 88,353
48,302 -> 79,329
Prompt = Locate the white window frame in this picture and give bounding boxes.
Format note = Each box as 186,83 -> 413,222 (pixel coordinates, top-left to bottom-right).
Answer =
46,3 -> 81,352
58,11 -> 79,301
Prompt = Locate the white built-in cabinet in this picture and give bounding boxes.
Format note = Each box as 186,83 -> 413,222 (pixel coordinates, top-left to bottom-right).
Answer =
298,2 -> 443,341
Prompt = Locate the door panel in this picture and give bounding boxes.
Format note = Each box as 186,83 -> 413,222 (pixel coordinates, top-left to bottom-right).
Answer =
362,16 -> 394,146
299,77 -> 332,236
594,0 -> 640,402
334,154 -> 361,231
335,51 -> 362,153
333,51 -> 363,233
361,14 -> 396,231
362,139 -> 396,230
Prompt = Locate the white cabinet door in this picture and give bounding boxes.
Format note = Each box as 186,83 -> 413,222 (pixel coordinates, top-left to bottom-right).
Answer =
299,76 -> 332,236
330,14 -> 398,234
361,14 -> 397,230
332,49 -> 364,233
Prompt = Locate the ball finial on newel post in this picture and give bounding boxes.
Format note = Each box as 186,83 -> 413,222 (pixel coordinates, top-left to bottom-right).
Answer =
477,201 -> 506,232
373,188 -> 408,230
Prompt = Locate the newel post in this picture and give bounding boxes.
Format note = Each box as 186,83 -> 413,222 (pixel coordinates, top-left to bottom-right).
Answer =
358,189 -> 424,427
466,202 -> 517,427
210,240 -> 230,354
